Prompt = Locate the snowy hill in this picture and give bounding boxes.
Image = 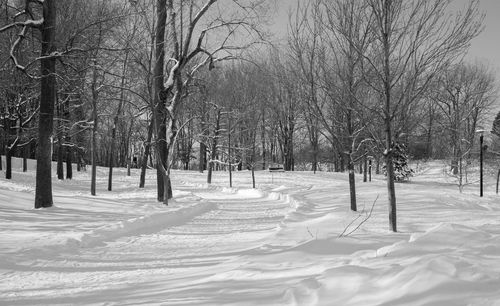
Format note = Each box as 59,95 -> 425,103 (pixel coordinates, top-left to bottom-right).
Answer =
1,157 -> 500,305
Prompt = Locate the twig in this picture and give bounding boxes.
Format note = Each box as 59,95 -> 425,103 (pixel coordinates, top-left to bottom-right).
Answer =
338,195 -> 379,237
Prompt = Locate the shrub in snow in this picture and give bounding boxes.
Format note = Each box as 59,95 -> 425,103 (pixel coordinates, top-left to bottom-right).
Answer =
384,142 -> 414,182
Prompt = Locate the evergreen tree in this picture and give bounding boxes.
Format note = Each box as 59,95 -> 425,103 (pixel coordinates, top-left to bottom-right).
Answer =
384,142 -> 414,182
491,111 -> 500,137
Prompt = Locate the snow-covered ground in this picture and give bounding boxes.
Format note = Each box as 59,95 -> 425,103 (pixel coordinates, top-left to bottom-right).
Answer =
1,157 -> 500,305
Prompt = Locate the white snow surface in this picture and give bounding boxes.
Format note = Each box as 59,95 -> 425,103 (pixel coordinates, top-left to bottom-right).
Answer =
1,158 -> 500,305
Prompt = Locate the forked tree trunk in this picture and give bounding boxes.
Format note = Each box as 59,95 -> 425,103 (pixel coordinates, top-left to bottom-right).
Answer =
34,0 -> 56,208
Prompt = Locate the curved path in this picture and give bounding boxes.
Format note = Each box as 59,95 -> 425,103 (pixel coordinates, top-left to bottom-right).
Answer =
1,175 -> 310,306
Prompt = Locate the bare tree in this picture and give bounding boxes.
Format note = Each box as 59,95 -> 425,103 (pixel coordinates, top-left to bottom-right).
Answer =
360,0 -> 483,231
0,0 -> 57,208
431,61 -> 496,189
152,0 -> 268,205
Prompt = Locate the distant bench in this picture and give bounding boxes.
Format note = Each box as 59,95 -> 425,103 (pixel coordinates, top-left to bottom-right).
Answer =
269,166 -> 285,172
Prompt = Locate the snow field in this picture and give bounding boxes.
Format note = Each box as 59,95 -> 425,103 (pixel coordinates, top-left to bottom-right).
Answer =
1,157 -> 500,305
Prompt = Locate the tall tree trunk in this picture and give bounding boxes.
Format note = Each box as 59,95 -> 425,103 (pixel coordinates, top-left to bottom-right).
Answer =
90,64 -> 99,196
34,0 -> 56,209
108,50 -> 130,191
89,20 -> 105,196
153,0 -> 167,203
382,0 -> 397,232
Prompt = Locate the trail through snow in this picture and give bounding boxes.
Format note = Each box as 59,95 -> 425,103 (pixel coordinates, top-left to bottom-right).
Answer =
1,158 -> 500,305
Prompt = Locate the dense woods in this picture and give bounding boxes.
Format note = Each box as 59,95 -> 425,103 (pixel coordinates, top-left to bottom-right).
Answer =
0,0 -> 496,231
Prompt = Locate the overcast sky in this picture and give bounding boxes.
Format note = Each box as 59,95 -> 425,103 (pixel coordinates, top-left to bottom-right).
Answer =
269,0 -> 500,71
461,0 -> 500,70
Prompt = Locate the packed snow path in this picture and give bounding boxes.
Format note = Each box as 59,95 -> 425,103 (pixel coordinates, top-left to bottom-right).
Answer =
1,160 -> 500,305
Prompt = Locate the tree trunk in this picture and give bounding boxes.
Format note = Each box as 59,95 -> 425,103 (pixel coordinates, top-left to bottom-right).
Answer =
91,122 -> 97,196
153,0 -> 167,202
108,121 -> 116,190
261,113 -> 266,170
167,171 -> 173,199
77,150 -> 81,172
426,105 -> 434,159
228,114 -> 232,187
207,110 -> 221,184
162,173 -> 171,205
6,146 -> 12,179
139,119 -> 153,188
66,145 -> 72,179
90,67 -> 99,196
368,159 -> 372,182
348,161 -> 357,212
22,144 -> 28,172
496,168 -> 500,194
34,0 -> 56,209
199,102 -> 208,173
383,0 -> 397,232
347,109 -> 356,211
199,142 -> 206,172
385,123 -> 397,232
0,137 -> 3,171
108,50 -> 129,191
156,163 -> 165,201
57,139 -> 64,180
363,154 -> 368,182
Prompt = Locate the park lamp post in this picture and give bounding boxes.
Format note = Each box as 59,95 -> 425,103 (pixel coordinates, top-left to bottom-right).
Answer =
476,129 -> 485,197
